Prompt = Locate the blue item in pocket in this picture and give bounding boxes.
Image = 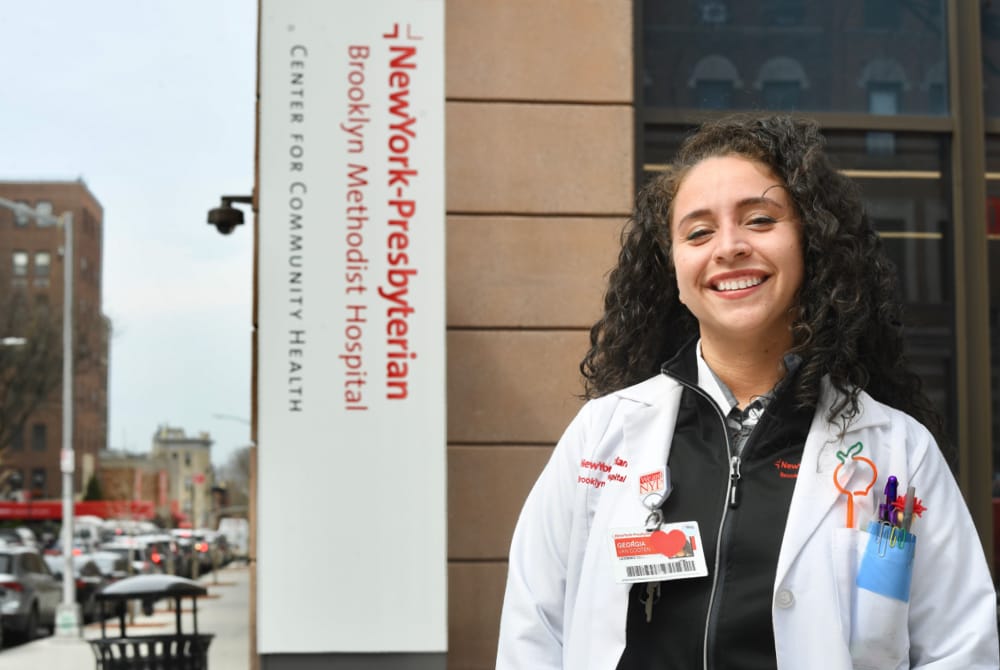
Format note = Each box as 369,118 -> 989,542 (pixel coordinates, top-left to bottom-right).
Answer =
856,520 -> 916,602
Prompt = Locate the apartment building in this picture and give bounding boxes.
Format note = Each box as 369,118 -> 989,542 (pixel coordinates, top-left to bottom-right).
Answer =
151,424 -> 213,528
0,180 -> 109,502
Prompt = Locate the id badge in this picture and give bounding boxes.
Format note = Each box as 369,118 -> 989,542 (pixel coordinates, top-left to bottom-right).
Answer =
609,521 -> 709,584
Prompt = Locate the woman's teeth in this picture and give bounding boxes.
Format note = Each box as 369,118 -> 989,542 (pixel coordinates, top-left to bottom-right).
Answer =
715,277 -> 763,291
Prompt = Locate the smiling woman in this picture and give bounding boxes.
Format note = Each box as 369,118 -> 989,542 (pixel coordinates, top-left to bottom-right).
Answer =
496,114 -> 999,669
669,155 -> 803,405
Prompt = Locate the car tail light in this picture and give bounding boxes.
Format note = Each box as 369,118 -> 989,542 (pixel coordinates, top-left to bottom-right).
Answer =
76,578 -> 86,589
72,547 -> 82,556
151,551 -> 162,564
0,581 -> 23,592
196,542 -> 208,552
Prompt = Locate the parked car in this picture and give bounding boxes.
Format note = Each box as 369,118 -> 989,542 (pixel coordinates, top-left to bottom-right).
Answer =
171,529 -> 213,575
42,538 -> 90,558
139,534 -> 189,577
88,551 -> 131,582
73,522 -> 103,554
96,539 -> 157,576
169,534 -> 197,578
0,546 -> 60,641
0,527 -> 38,549
43,554 -> 110,623
197,530 -> 232,568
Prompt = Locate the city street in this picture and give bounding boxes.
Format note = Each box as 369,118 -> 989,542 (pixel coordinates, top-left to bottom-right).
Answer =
0,562 -> 250,669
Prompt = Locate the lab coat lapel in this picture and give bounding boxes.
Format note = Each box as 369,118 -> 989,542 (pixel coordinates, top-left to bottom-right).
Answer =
582,378 -> 683,668
588,375 -> 685,532
618,382 -> 684,518
775,382 -> 889,587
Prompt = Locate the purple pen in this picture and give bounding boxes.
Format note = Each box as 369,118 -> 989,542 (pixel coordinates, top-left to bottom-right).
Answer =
883,475 -> 899,523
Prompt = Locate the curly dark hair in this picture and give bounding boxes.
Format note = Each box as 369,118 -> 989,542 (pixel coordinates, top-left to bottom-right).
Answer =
581,114 -> 943,440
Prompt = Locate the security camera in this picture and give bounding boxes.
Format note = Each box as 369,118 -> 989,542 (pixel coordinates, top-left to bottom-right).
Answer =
208,204 -> 244,235
207,195 -> 253,235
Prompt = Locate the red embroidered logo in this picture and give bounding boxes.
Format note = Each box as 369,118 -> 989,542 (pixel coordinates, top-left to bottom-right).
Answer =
773,458 -> 800,479
639,471 -> 665,494
576,456 -> 628,489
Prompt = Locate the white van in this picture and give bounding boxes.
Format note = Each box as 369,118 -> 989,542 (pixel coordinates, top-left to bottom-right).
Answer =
217,517 -> 249,560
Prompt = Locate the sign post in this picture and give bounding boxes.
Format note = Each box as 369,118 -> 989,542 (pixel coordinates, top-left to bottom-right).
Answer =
256,0 -> 446,664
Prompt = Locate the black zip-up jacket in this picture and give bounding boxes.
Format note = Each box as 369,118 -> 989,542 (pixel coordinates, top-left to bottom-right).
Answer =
617,343 -> 814,670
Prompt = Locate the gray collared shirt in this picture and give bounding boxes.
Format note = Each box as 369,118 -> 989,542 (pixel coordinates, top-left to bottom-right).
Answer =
696,341 -> 801,455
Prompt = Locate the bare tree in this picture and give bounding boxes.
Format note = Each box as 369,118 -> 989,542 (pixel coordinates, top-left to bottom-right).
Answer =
216,445 -> 251,510
0,282 -> 62,455
0,267 -> 105,465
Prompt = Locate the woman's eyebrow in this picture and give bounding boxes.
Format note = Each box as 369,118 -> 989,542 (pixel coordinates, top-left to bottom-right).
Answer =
735,195 -> 786,211
675,194 -> 786,228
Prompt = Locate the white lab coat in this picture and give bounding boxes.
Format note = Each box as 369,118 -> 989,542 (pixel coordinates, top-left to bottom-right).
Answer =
497,374 -> 1000,669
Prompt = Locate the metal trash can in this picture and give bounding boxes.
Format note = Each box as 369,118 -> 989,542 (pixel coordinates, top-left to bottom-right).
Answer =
90,574 -> 214,669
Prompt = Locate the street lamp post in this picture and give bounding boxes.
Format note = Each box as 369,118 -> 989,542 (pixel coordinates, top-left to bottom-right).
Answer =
56,208 -> 80,637
0,196 -> 81,636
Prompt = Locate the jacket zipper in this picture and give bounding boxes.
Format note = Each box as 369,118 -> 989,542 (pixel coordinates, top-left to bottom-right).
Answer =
662,374 -> 734,670
729,455 -> 742,508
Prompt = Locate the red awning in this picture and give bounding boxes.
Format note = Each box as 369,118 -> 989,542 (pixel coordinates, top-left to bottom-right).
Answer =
0,500 -> 156,521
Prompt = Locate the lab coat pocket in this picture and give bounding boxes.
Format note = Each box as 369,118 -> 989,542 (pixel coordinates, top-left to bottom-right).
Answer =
831,528 -> 858,643
849,522 -> 914,669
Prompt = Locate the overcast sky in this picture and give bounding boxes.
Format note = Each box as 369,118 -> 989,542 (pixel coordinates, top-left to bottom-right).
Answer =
0,1 -> 258,466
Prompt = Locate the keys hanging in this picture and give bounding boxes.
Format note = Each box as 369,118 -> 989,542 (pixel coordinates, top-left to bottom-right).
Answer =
641,581 -> 661,623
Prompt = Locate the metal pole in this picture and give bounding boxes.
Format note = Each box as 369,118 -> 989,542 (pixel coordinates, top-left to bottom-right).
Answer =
56,211 -> 82,637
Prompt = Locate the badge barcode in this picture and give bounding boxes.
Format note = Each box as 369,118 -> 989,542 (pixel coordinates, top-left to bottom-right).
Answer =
626,560 -> 697,578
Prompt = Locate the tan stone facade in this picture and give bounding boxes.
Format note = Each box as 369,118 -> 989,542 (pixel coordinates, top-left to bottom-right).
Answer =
444,3 -> 634,666
151,425 -> 214,528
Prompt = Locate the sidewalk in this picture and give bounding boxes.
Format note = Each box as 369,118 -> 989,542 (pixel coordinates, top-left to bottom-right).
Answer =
0,563 -> 250,669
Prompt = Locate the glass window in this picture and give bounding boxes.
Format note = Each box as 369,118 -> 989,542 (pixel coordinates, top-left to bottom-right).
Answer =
868,82 -> 902,115
30,467 -> 45,494
695,80 -> 734,109
34,252 -> 50,277
23,553 -> 40,573
762,0 -> 805,26
983,138 -> 1000,492
31,423 -> 46,451
35,201 -> 53,225
642,1 -> 947,115
830,133 -> 955,448
14,201 -> 30,227
12,251 -> 28,277
927,82 -> 947,115
983,3 -> 1000,118
762,81 -> 802,110
698,1 -> 728,25
864,0 -> 901,30
10,427 -> 24,451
